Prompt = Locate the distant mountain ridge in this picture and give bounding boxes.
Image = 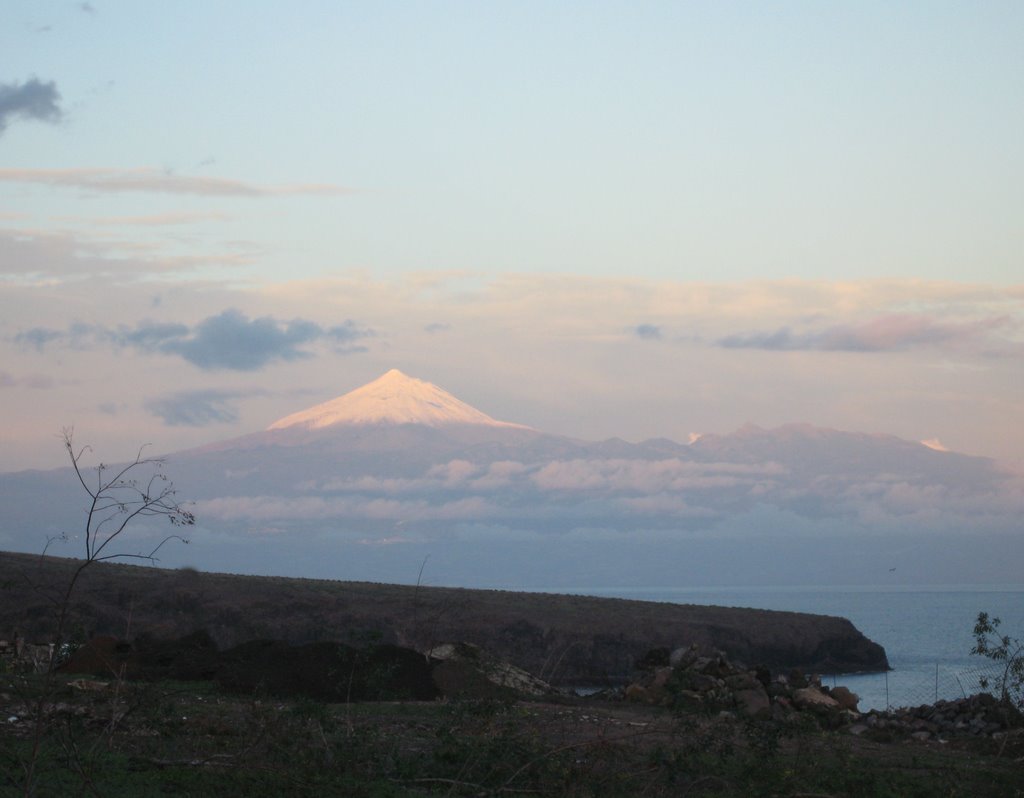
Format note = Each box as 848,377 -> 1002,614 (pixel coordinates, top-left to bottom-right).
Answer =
1,368 -> 1021,586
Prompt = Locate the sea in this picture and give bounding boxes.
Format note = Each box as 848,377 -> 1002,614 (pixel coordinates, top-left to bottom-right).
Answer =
547,584 -> 1024,712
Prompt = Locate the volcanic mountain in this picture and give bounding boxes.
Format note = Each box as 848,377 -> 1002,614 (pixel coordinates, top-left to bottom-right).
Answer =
189,369 -> 562,461
268,369 -> 530,431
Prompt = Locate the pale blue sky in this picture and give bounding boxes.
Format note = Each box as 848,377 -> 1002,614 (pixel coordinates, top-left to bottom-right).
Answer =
4,1 -> 1022,281
1,2 -> 1022,471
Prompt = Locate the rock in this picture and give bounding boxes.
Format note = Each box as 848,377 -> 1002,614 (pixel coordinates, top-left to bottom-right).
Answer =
725,673 -> 762,691
847,723 -> 869,736
910,731 -> 931,742
860,692 -> 1022,741
767,682 -> 788,699
675,689 -> 704,709
636,647 -> 671,669
670,645 -> 701,669
673,671 -> 720,693
692,656 -> 715,674
67,679 -> 110,692
428,642 -> 553,699
623,682 -> 668,705
734,687 -> 771,719
830,685 -> 860,712
484,660 -> 552,697
792,687 -> 840,711
771,703 -> 792,721
651,666 -> 674,689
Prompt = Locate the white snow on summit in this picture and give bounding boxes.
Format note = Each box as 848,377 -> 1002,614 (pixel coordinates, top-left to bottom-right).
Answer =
268,369 -> 530,431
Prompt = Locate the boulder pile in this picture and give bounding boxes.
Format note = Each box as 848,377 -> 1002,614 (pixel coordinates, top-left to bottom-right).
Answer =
855,693 -> 1022,741
623,644 -> 1021,741
624,644 -> 858,723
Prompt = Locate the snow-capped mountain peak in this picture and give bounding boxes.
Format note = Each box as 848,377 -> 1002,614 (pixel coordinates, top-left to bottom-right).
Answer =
267,369 -> 530,431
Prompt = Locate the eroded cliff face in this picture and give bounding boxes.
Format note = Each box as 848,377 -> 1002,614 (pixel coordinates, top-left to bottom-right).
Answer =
397,601 -> 889,685
0,552 -> 888,684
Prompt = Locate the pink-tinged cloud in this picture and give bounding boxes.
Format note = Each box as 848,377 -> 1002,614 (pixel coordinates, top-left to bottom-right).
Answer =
615,494 -> 716,516
834,472 -> 1024,530
0,371 -> 56,389
0,227 -> 255,278
821,314 -> 1016,351
195,494 -> 500,522
470,460 -> 530,488
293,457 -> 791,502
0,168 -> 350,197
318,475 -> 425,493
317,460 -> 531,494
718,313 -> 1019,354
425,459 -> 480,485
529,458 -> 786,493
55,211 -> 232,226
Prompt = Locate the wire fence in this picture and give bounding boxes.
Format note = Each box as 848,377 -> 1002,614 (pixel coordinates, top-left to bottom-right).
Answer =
827,661 -> 1011,712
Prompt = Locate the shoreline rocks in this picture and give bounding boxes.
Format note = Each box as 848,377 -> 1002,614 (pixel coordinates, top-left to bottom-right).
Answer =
621,643 -> 1022,741
859,693 -> 1022,741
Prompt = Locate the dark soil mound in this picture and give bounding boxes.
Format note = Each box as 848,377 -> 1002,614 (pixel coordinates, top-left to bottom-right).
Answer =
135,629 -> 221,681
216,640 -> 438,701
61,632 -> 438,702
60,635 -> 133,677
430,659 -> 516,700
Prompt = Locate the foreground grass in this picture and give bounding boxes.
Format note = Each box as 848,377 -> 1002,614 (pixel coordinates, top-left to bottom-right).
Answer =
1,676 -> 1021,797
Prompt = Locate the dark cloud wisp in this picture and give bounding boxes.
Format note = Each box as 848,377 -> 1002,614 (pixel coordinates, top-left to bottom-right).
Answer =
0,78 -> 63,135
13,327 -> 65,351
146,390 -> 250,427
634,324 -> 663,341
161,311 -> 326,370
14,310 -> 374,371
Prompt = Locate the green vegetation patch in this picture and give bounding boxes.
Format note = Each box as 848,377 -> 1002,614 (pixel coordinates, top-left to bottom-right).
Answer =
3,678 -> 1022,797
